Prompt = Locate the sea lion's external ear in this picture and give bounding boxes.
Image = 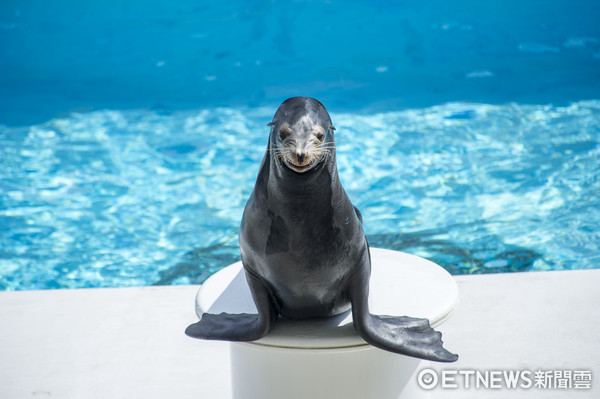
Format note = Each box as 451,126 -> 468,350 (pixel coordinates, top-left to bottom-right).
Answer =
267,122 -> 275,126
329,125 -> 336,130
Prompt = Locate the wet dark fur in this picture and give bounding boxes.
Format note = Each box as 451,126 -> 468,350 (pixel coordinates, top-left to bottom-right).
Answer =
186,97 -> 458,362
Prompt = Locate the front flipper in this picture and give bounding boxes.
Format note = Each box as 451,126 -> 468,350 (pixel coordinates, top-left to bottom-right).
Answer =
185,269 -> 278,342
349,253 -> 458,362
185,312 -> 268,341
355,314 -> 458,362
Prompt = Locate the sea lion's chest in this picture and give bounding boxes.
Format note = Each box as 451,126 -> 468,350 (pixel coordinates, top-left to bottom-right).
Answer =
240,177 -> 365,318
257,220 -> 362,319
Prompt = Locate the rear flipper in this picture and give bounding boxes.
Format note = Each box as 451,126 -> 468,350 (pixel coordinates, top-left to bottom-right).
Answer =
185,268 -> 278,342
355,314 -> 458,362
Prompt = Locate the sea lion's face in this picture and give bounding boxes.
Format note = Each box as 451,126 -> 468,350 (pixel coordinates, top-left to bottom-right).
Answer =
269,97 -> 335,174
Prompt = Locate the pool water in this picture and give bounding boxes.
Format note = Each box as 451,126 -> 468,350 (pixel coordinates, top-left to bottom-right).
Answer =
1,1 -> 599,290
1,101 -> 599,290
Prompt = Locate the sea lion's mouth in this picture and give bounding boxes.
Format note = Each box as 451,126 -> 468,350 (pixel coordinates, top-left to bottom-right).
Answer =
284,161 -> 315,173
276,144 -> 330,173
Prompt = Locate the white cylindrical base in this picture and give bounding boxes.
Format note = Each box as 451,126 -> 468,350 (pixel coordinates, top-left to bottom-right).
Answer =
195,248 -> 457,399
231,342 -> 421,399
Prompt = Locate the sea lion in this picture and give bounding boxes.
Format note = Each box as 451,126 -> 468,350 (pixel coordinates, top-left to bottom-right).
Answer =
186,97 -> 458,362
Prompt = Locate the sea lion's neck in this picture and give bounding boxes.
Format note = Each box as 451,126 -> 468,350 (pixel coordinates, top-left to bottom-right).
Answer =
266,154 -> 341,214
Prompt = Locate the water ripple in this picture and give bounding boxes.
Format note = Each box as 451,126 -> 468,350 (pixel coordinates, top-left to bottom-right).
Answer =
1,101 -> 599,289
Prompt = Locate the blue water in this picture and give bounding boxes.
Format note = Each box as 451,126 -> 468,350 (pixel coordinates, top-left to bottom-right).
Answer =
1,1 -> 600,125
1,1 -> 599,290
1,101 -> 599,290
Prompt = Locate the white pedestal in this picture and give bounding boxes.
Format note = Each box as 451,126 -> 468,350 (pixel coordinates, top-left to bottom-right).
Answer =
194,248 -> 458,399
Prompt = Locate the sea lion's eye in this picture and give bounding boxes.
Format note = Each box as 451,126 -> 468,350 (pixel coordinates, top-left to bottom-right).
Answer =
313,125 -> 327,142
278,129 -> 289,141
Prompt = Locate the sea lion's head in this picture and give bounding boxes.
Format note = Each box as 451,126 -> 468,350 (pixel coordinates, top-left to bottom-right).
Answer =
268,97 -> 336,174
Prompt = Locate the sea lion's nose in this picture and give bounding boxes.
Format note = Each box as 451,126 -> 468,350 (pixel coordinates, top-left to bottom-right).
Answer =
297,153 -> 305,164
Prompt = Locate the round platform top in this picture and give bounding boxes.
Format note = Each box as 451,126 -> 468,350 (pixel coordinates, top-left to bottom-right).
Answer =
195,247 -> 458,349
